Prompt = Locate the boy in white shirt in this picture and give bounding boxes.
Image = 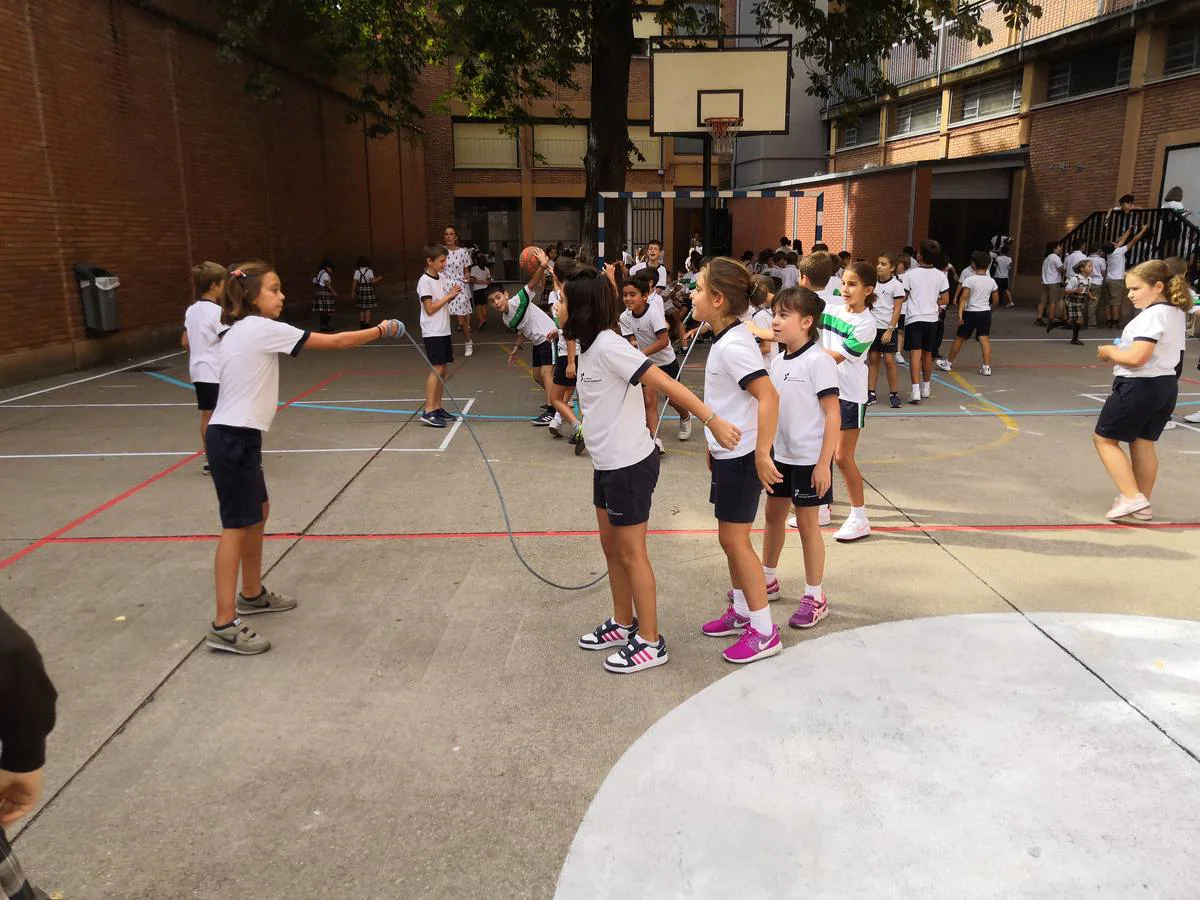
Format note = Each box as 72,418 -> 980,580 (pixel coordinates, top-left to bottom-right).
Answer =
182,261 -> 228,475
1087,246 -> 1107,328
1036,241 -> 1064,327
868,252 -> 906,407
1064,242 -> 1088,286
1102,223 -> 1150,327
992,245 -> 1014,307
488,254 -> 557,425
629,239 -> 669,288
939,251 -> 998,374
417,243 -> 464,428
899,240 -> 950,403
778,252 -> 800,290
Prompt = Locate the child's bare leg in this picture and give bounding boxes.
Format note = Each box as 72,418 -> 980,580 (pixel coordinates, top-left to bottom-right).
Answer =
947,336 -> 966,363
762,496 -> 791,569
979,336 -> 992,365
835,430 -> 865,507
883,353 -> 899,391
214,528 -> 247,625
867,352 -> 880,393
199,410 -> 212,448
719,521 -> 768,612
601,515 -> 657,641
1130,438 -> 1159,500
551,385 -> 578,426
540,367 -> 554,406
795,505 -> 825,586
426,365 -> 446,410
909,349 -> 925,386
239,501 -> 268,599
1093,434 -> 1139,497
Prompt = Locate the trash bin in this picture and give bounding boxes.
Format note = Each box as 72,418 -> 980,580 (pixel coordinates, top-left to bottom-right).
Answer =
74,263 -> 120,334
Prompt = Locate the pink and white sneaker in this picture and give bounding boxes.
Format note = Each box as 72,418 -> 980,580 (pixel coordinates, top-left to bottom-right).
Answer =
723,624 -> 782,664
726,578 -> 781,604
702,605 -> 750,637
1105,493 -> 1150,520
789,594 -> 828,629
579,616 -> 638,650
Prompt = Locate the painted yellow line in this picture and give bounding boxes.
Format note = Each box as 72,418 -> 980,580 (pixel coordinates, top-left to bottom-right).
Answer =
859,371 -> 1019,465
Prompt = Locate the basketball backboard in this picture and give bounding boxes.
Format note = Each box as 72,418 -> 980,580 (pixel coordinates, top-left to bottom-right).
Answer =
649,35 -> 793,136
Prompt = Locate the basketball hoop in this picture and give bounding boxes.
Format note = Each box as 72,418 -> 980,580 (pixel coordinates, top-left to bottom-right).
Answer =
704,116 -> 742,155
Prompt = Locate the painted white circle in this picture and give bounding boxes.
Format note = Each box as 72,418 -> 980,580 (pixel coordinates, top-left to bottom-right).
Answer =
556,614 -> 1200,899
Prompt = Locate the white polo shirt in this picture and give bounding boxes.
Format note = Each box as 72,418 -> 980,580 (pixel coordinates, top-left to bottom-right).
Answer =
751,307 -> 778,367
629,261 -> 668,288
778,265 -> 799,289
819,299 -> 877,404
575,329 -> 655,471
959,273 -> 998,312
1065,250 -> 1087,279
184,299 -> 224,384
209,316 -> 309,433
872,277 -> 907,329
993,255 -> 1012,279
901,266 -> 949,324
503,288 -> 555,346
1114,303 -> 1187,379
417,272 -> 452,338
770,342 -> 839,466
1107,246 -> 1129,281
1041,253 -> 1064,285
619,302 -> 676,366
704,322 -> 769,459
1088,254 -> 1107,285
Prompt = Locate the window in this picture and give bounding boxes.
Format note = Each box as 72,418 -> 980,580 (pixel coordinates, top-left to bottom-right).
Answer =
1164,25 -> 1200,77
453,123 -> 519,169
888,95 -> 941,137
534,124 -> 585,167
1046,39 -> 1134,101
629,125 -> 662,169
453,198 -> 521,271
633,6 -> 661,56
673,136 -> 705,155
953,74 -> 1021,122
836,111 -> 881,148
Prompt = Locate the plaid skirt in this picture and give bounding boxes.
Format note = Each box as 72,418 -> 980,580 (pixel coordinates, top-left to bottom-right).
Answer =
1,829 -> 42,900
355,283 -> 378,311
1065,293 -> 1085,320
312,287 -> 335,314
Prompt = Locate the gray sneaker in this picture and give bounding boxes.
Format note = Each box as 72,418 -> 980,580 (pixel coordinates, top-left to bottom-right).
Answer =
237,587 -> 298,616
206,618 -> 271,655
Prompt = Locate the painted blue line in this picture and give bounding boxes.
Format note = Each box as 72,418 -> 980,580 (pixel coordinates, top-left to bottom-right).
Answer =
145,371 -> 194,391
290,402 -> 531,421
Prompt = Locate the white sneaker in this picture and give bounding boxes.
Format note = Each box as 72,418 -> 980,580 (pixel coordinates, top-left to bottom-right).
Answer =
679,413 -> 693,441
921,383 -> 931,399
895,353 -> 907,366
654,437 -> 665,456
465,341 -> 474,357
908,388 -> 921,405
979,365 -> 992,376
1105,493 -> 1150,520
786,514 -> 797,529
1185,411 -> 1200,424
819,505 -> 831,526
834,516 -> 871,543
935,358 -> 952,372
1164,420 -> 1178,431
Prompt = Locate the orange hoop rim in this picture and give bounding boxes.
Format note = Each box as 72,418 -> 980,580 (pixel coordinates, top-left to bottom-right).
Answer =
703,116 -> 742,154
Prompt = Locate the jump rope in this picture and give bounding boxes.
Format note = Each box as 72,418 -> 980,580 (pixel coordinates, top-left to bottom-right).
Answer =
395,304 -> 707,592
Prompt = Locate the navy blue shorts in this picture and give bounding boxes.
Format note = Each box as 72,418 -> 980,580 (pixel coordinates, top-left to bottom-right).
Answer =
206,425 -> 268,529
767,460 -> 833,507
593,450 -> 659,526
423,335 -> 454,367
709,452 -> 762,523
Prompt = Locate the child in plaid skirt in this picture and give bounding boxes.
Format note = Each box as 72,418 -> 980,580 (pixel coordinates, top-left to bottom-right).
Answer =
352,256 -> 382,329
1,605 -> 57,900
311,260 -> 337,333
1063,258 -> 1092,345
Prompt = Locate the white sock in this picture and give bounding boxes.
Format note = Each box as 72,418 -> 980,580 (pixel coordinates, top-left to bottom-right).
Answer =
851,505 -> 867,521
805,582 -> 822,599
732,590 -> 750,617
922,381 -> 931,391
762,565 -> 777,580
911,384 -> 921,397
748,607 -> 773,636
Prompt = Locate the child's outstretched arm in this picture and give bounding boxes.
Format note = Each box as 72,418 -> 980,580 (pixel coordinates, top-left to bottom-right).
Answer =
306,319 -> 403,350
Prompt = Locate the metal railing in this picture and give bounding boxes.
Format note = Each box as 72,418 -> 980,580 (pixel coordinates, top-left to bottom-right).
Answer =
1059,208 -> 1200,267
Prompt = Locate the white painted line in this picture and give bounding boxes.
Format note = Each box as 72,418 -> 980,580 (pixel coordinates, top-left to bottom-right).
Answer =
0,350 -> 186,405
0,403 -> 196,409
1171,420 -> 1200,436
291,398 -> 424,404
437,398 -> 475,451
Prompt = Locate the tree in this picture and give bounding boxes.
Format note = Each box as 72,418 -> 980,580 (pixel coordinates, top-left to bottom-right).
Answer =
216,0 -> 1040,262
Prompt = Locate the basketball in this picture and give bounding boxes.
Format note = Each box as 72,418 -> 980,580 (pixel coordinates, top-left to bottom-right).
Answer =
519,245 -> 544,274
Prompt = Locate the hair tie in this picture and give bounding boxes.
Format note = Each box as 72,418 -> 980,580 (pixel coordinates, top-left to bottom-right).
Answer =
230,268 -> 247,279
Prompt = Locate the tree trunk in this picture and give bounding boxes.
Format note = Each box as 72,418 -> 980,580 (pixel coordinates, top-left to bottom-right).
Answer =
581,0 -> 634,266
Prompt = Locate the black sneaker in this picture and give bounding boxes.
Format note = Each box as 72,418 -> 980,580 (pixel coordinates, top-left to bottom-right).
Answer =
420,411 -> 446,428
603,633 -> 668,673
435,408 -> 459,421
531,409 -> 554,426
866,390 -> 877,406
579,616 -> 638,650
889,393 -> 902,409
202,463 -> 211,476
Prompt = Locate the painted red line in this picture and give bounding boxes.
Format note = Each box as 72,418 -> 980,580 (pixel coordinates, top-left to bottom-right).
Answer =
40,521 -> 1200,547
1180,377 -> 1200,386
0,451 -> 204,571
998,364 -> 1105,369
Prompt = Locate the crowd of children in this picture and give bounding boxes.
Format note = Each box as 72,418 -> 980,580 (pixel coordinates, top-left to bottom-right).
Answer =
178,221 -> 1198,669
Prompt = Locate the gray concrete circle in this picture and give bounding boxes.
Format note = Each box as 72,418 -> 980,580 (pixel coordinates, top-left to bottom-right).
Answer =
556,614 -> 1200,899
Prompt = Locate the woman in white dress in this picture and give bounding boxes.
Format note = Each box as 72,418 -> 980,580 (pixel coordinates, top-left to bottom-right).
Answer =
443,225 -> 476,357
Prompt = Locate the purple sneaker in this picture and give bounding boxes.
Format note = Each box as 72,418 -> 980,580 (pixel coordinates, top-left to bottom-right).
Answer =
702,604 -> 750,637
725,577 -> 782,604
788,594 -> 829,629
723,624 -> 782,664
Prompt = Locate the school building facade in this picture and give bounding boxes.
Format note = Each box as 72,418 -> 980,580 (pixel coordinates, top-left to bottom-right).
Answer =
730,0 -> 1200,300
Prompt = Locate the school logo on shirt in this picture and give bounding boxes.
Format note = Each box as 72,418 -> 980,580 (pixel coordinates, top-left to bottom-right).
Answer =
781,372 -> 810,384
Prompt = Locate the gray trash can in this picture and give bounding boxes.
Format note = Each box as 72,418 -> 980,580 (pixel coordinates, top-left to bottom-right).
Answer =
74,264 -> 120,334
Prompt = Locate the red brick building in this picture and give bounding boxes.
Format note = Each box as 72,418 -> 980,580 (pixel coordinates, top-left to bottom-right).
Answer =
733,0 -> 1200,300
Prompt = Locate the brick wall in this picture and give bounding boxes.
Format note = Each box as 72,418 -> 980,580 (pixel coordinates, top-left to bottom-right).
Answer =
1019,93 -> 1124,273
946,118 -> 1021,159
1132,74 -> 1200,202
0,0 -> 425,383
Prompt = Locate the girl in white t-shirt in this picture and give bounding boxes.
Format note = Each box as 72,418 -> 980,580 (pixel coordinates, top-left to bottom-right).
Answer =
761,287 -> 840,632
469,252 -> 492,331
204,261 -> 402,656
183,261 -> 228,475
564,265 -> 738,674
694,258 -> 783,665
311,260 -> 337,333
1093,260 -> 1191,521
